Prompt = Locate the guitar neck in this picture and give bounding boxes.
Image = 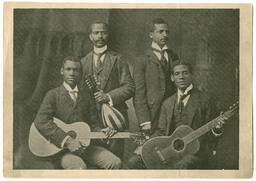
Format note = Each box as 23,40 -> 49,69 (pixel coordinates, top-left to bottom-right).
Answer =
183,113 -> 234,144
88,132 -> 133,139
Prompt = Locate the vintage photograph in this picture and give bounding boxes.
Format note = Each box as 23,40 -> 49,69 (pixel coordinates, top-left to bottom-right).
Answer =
3,2 -> 253,178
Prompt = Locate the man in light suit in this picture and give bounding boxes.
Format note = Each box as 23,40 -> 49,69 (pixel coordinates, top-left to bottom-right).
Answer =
80,21 -> 135,159
133,18 -> 179,135
34,56 -> 121,169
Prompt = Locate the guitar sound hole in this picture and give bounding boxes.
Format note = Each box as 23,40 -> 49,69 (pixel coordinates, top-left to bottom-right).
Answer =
173,138 -> 185,151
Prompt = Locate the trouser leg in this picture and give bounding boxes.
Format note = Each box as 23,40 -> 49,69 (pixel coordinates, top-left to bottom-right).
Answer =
83,145 -> 122,169
60,153 -> 87,169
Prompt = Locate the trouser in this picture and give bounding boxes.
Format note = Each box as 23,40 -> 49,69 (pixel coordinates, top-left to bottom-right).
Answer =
60,145 -> 121,169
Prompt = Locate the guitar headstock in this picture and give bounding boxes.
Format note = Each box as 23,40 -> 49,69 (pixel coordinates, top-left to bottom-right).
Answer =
222,101 -> 239,120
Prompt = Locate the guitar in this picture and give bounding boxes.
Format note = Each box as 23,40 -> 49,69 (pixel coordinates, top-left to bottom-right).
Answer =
141,102 -> 239,169
29,117 -> 143,157
85,74 -> 127,131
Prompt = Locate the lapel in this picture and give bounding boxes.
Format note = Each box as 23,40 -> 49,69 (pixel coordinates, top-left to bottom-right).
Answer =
100,51 -> 117,89
182,89 -> 200,127
84,51 -> 94,75
59,85 -> 77,109
146,49 -> 166,90
166,94 -> 177,136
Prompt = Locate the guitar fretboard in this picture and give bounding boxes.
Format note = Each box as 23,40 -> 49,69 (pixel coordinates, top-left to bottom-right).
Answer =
183,106 -> 238,144
84,132 -> 133,139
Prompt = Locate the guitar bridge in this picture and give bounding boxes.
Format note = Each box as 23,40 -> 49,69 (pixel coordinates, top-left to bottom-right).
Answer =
154,147 -> 167,164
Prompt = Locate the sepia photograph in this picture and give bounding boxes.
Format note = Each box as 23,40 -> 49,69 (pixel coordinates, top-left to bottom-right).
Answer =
3,2 -> 253,178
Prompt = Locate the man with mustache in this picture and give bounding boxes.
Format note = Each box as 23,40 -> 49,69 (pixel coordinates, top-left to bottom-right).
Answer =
133,18 -> 179,136
128,18 -> 179,169
80,21 -> 135,160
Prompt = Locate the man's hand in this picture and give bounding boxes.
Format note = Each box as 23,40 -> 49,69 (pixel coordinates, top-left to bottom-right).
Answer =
101,127 -> 117,138
65,137 -> 86,153
94,90 -> 110,104
141,124 -> 151,137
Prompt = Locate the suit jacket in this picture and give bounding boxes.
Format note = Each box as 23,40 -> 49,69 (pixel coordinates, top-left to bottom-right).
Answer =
80,50 -> 135,116
133,48 -> 179,131
34,85 -> 99,148
153,88 -> 218,168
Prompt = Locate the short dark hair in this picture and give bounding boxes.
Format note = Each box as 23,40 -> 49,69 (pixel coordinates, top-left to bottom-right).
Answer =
62,56 -> 81,68
149,18 -> 168,32
88,20 -> 109,33
171,61 -> 193,74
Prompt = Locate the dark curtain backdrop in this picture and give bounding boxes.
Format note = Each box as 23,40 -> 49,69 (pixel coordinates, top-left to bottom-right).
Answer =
13,9 -> 239,169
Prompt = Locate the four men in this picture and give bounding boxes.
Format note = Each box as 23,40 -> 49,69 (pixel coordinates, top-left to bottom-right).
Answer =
33,19 -> 224,169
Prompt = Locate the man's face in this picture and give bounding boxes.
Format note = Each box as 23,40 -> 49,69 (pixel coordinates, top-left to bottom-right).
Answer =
89,23 -> 109,48
171,65 -> 192,91
150,24 -> 169,48
61,60 -> 81,88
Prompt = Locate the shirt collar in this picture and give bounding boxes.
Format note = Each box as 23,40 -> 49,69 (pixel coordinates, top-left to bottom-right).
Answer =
178,84 -> 193,97
63,81 -> 78,92
152,41 -> 168,51
94,45 -> 107,54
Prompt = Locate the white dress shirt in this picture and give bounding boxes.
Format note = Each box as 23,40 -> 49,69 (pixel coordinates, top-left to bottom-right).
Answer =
151,41 -> 169,62
93,45 -> 107,67
177,84 -> 193,106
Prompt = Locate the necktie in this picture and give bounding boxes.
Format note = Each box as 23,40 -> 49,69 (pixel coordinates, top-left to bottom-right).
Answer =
94,50 -> 107,71
69,91 -> 78,102
152,48 -> 168,71
178,90 -> 192,113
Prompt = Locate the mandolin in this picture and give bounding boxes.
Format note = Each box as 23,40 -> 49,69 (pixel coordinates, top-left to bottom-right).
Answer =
29,117 -> 142,157
141,102 -> 239,169
85,74 -> 127,131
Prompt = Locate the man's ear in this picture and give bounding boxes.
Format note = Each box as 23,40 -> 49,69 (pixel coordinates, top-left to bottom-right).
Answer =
149,32 -> 153,39
171,75 -> 174,82
60,67 -> 64,75
89,33 -> 93,41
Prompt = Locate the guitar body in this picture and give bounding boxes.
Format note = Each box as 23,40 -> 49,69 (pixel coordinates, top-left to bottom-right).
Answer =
29,118 -> 91,157
141,125 -> 200,169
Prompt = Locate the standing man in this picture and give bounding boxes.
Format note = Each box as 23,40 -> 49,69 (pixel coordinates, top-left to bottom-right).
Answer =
80,21 -> 135,159
34,56 -> 121,169
133,18 -> 179,135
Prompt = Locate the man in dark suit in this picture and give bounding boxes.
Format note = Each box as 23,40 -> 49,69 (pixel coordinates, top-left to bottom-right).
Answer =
133,18 -> 179,135
152,61 -> 223,169
128,61 -> 223,169
80,21 -> 135,159
34,56 -> 121,169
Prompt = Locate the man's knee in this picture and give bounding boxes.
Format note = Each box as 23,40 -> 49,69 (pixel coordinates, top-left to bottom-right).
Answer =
61,153 -> 87,169
105,156 -> 122,169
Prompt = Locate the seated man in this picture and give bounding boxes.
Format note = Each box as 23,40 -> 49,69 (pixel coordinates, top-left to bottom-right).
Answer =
34,56 -> 121,169
128,61 -> 223,169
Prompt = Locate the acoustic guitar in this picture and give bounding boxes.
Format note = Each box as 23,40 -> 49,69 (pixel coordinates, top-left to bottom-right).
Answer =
29,117 -> 143,157
141,102 -> 238,169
